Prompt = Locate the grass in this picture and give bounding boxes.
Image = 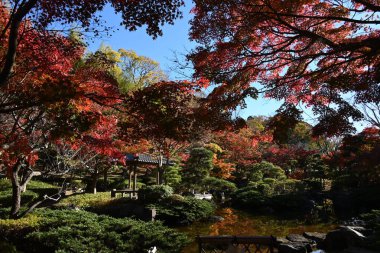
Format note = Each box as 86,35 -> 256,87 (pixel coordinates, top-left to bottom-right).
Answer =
56,192 -> 113,208
0,178 -> 59,218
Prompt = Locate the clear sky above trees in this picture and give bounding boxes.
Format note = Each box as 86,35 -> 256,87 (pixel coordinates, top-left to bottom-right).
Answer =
85,1 -> 371,132
85,1 -> 286,122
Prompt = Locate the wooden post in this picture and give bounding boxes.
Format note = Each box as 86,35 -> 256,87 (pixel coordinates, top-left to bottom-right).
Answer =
128,166 -> 132,189
157,155 -> 163,185
156,165 -> 160,185
133,164 -> 137,198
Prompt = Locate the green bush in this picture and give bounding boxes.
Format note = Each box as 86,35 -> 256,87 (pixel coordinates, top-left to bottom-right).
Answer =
153,196 -> 215,225
203,177 -> 237,195
1,209 -> 188,253
232,187 -> 268,208
0,178 -> 12,190
270,193 -> 313,213
138,185 -> 173,204
274,179 -> 305,194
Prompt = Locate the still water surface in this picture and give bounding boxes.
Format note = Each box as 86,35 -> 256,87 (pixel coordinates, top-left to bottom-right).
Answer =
178,208 -> 337,253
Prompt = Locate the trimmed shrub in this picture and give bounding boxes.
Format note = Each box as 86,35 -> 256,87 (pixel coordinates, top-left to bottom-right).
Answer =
203,177 -> 237,196
270,194 -> 314,213
138,185 -> 173,204
153,196 -> 215,225
1,209 -> 188,253
232,187 -> 268,208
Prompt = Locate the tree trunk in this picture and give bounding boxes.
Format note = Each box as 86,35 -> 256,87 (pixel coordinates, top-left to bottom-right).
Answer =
10,182 -> 21,219
20,167 -> 33,193
10,161 -> 22,219
0,0 -> 38,87
103,168 -> 109,190
89,169 -> 99,194
103,168 -> 108,183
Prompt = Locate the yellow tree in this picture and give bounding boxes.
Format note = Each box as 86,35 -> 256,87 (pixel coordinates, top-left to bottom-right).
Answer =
97,45 -> 167,93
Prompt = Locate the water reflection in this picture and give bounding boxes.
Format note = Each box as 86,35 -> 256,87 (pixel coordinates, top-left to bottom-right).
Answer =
178,208 -> 336,253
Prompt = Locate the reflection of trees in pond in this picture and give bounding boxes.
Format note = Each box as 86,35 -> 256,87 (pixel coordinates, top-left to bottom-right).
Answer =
209,208 -> 238,235
209,208 -> 272,236
179,208 -> 337,253
208,208 -> 337,237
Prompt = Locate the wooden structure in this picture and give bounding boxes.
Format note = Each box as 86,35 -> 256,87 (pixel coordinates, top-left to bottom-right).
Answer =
197,236 -> 277,253
114,153 -> 174,198
111,189 -> 139,198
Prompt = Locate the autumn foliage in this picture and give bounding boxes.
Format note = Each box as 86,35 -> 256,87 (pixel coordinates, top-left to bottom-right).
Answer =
189,0 -> 380,135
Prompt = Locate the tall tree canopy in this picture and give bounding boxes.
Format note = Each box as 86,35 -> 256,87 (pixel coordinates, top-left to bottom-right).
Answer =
0,4 -> 128,218
189,0 -> 380,135
0,0 -> 184,87
96,45 -> 167,93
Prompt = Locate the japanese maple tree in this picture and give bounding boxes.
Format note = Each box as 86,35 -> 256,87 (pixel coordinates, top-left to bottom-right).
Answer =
0,0 -> 184,87
329,127 -> 380,187
0,11 -> 126,217
189,0 -> 380,135
122,81 -> 202,184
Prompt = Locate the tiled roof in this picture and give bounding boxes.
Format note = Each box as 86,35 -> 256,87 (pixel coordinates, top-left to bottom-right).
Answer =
125,153 -> 174,165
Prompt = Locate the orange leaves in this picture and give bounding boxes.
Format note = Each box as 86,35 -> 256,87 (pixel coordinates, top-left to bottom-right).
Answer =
212,156 -> 235,179
212,127 -> 271,168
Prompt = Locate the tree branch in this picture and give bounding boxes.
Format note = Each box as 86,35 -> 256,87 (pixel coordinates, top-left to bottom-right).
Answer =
353,0 -> 380,12
0,0 -> 37,87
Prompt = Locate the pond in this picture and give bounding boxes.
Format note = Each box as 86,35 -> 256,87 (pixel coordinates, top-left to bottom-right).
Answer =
178,208 -> 337,253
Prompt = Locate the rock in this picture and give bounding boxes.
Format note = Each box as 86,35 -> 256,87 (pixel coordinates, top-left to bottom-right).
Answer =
209,216 -> 224,222
283,234 -> 315,252
324,226 -> 366,251
344,219 -> 367,227
340,226 -> 367,239
303,232 -> 326,248
338,226 -> 373,236
147,246 -> 157,253
286,234 -> 314,244
67,204 -> 81,211
278,242 -> 311,253
277,237 -> 291,244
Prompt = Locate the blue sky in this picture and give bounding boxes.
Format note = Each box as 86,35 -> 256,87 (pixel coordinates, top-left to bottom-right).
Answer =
86,2 -> 368,131
86,1 -> 283,121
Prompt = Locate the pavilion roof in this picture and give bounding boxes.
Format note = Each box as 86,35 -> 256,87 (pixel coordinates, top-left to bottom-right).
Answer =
125,153 -> 175,166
